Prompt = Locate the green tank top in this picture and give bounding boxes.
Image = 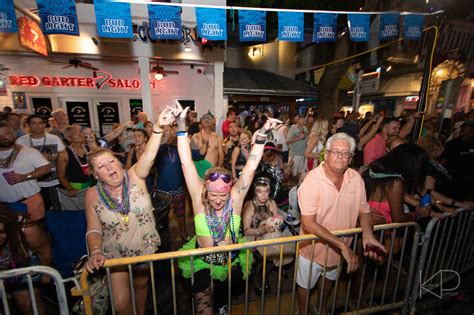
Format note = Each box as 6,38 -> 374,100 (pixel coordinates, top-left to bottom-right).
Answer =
194,213 -> 241,238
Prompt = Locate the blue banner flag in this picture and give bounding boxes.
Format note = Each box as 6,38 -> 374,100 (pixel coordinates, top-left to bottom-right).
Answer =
0,0 -> 17,33
239,10 -> 266,42
313,13 -> 338,43
148,5 -> 182,40
278,12 -> 304,42
36,0 -> 79,36
195,8 -> 227,41
379,13 -> 400,40
348,14 -> 370,42
403,15 -> 424,40
94,0 -> 133,38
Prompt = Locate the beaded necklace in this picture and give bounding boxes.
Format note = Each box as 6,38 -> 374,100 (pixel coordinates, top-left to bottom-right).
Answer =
205,197 -> 236,246
0,144 -> 20,169
96,172 -> 131,222
0,243 -> 16,269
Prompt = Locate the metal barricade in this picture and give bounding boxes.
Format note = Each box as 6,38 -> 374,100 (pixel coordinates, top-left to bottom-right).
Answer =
409,208 -> 474,314
0,265 -> 79,315
74,222 -> 421,315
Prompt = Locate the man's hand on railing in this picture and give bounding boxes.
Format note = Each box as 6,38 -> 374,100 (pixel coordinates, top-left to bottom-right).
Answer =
86,251 -> 105,273
341,245 -> 359,273
363,236 -> 386,262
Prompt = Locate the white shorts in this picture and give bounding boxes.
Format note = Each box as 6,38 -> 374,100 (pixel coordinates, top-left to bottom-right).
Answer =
296,255 -> 338,290
291,155 -> 306,176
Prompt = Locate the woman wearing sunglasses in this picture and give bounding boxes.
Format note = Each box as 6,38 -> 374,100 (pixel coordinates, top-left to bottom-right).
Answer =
175,104 -> 281,315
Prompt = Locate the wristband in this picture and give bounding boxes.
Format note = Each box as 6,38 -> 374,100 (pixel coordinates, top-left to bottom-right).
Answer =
255,138 -> 266,145
177,131 -> 188,137
256,132 -> 267,138
153,129 -> 163,134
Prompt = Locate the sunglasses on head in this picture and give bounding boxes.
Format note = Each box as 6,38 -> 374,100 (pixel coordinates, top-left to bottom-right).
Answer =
208,172 -> 232,183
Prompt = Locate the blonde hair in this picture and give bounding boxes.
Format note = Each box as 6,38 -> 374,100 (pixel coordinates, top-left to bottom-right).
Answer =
310,117 -> 329,143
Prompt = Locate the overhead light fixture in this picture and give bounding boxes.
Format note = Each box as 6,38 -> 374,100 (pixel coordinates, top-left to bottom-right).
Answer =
154,73 -> 164,81
248,44 -> 263,58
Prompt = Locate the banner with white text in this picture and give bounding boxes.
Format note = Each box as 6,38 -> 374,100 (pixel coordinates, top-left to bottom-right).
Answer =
195,8 -> 227,41
403,14 -> 424,40
278,12 -> 304,42
379,13 -> 400,41
348,14 -> 370,42
36,0 -> 79,36
148,5 -> 182,40
0,0 -> 17,33
94,0 -> 133,38
239,10 -> 266,42
313,13 -> 338,43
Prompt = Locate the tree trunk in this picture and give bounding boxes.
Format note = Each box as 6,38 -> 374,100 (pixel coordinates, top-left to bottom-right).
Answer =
317,33 -> 353,120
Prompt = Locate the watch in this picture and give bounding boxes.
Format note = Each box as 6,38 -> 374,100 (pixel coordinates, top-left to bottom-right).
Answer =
25,174 -> 33,180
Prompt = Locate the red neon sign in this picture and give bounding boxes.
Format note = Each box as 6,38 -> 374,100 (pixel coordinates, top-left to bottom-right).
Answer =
9,72 -> 159,90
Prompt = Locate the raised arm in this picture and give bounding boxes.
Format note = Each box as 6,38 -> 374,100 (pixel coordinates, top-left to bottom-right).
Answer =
233,119 -> 281,202
103,121 -> 134,144
130,108 -> 173,179
358,116 -> 383,150
176,107 -> 202,198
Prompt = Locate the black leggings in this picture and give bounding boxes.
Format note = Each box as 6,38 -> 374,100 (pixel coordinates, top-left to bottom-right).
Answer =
193,264 -> 243,309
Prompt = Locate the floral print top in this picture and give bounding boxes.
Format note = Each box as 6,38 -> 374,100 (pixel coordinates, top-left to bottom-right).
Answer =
95,183 -> 160,259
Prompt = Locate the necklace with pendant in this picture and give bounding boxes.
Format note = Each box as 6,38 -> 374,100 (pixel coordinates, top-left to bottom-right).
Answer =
96,172 -> 131,223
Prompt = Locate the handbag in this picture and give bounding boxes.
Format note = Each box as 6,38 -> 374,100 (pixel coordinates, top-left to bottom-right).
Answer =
72,256 -> 110,315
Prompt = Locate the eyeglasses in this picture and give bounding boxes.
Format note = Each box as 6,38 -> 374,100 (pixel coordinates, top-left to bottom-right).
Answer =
327,150 -> 352,159
208,172 -> 232,183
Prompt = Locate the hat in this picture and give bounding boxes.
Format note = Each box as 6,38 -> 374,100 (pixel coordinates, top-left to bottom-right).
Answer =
263,142 -> 278,151
200,113 -> 213,122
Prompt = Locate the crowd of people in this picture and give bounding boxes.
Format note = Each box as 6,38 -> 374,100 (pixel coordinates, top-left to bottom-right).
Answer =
0,103 -> 473,315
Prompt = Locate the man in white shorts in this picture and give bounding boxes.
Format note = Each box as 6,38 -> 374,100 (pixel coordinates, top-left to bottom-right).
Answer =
296,133 -> 385,315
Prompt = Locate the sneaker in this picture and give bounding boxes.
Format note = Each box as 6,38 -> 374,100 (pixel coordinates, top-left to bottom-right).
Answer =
217,304 -> 228,315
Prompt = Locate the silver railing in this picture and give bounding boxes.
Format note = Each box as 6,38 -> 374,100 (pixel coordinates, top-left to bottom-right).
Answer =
409,208 -> 474,314
0,265 -> 79,315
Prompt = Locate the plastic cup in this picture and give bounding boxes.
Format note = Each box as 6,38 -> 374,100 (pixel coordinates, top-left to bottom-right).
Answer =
3,171 -> 16,185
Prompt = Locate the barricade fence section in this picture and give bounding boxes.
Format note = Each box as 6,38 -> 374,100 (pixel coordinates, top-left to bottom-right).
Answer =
73,222 -> 421,315
0,265 -> 79,315
409,208 -> 474,314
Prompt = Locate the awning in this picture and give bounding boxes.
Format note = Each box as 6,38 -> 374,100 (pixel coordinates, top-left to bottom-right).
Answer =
224,67 -> 318,97
366,73 -> 422,97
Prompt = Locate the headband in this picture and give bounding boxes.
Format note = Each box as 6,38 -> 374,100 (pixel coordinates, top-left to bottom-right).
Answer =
206,178 -> 232,193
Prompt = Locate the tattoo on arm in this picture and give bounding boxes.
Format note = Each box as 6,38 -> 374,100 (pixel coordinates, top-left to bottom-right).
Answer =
249,154 -> 258,161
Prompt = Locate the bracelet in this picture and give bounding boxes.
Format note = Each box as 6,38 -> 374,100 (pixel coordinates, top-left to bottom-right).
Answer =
85,229 -> 101,238
255,138 -> 266,145
153,129 -> 163,134
177,131 -> 188,137
90,248 -> 103,256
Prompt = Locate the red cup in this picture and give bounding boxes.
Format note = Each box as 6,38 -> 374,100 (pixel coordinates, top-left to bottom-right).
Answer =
3,171 -> 16,185
80,164 -> 90,176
